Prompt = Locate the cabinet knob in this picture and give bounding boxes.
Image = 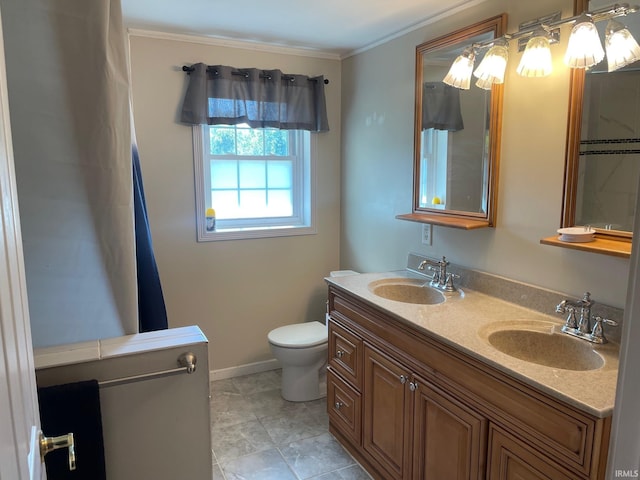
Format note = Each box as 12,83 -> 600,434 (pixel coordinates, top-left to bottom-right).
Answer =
335,401 -> 344,410
336,350 -> 345,358
409,381 -> 419,392
399,374 -> 408,384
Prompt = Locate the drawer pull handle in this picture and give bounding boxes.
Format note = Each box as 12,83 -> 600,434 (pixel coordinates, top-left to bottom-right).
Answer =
336,350 -> 345,358
399,374 -> 408,384
409,381 -> 419,392
335,401 -> 344,410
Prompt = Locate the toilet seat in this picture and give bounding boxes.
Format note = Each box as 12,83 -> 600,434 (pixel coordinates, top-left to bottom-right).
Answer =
268,321 -> 327,349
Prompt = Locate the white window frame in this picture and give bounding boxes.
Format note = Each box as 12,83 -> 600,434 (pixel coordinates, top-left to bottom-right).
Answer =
419,128 -> 448,209
193,125 -> 316,241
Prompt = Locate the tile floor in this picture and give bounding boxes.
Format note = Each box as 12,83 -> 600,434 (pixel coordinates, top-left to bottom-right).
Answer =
210,369 -> 372,480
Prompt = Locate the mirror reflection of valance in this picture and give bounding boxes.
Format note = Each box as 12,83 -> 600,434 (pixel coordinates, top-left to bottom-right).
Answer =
180,63 -> 329,132
422,82 -> 464,132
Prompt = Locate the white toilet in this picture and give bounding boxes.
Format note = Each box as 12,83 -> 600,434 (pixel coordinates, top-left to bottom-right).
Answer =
268,270 -> 358,402
268,321 -> 328,402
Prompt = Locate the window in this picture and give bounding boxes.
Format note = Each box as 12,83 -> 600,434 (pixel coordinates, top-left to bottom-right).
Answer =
419,128 -> 449,209
193,124 -> 315,241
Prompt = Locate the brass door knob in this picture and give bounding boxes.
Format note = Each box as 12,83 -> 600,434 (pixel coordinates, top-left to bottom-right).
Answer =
39,431 -> 76,471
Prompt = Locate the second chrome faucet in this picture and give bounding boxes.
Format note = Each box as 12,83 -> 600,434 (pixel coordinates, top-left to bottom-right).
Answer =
555,292 -> 618,344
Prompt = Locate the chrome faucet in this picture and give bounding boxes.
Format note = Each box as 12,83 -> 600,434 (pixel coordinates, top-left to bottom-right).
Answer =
417,256 -> 459,292
555,292 -> 618,344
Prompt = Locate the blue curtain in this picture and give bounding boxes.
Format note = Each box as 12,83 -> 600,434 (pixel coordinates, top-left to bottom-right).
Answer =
133,144 -> 168,332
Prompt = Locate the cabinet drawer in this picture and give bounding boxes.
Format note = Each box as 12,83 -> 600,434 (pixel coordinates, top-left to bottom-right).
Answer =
487,424 -> 580,480
329,318 -> 363,389
327,368 -> 362,446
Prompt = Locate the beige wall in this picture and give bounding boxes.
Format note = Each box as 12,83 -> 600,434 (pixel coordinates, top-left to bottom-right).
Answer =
131,0 -> 633,373
341,0 -> 630,309
128,35 -> 341,371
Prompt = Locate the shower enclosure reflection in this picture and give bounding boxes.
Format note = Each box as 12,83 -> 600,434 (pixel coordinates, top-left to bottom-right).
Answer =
575,70 -> 640,233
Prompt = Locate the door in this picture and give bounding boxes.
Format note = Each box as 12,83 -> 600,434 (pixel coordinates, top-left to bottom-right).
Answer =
412,376 -> 486,480
0,5 -> 44,479
363,344 -> 412,479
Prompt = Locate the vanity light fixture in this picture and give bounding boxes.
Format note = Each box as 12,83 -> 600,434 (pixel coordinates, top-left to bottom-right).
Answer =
605,18 -> 640,71
473,39 -> 509,89
442,2 -> 640,89
564,14 -> 605,68
443,47 -> 476,89
517,30 -> 554,77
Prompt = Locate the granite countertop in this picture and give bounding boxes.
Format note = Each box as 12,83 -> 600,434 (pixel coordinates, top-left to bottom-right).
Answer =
326,270 -> 619,418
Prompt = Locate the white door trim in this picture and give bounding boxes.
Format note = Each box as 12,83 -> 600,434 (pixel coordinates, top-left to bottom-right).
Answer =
0,3 -> 43,479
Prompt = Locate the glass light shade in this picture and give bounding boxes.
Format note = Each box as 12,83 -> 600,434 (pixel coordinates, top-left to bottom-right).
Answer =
517,34 -> 553,77
473,42 -> 509,90
564,14 -> 604,68
443,49 -> 475,90
605,19 -> 640,72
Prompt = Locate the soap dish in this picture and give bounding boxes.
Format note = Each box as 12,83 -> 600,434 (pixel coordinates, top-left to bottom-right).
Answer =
557,226 -> 596,243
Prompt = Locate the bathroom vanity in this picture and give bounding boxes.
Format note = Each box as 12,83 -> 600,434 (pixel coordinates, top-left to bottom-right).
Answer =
325,269 -> 619,480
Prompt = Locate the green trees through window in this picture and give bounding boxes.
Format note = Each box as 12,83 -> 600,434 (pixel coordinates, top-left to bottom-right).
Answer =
209,124 -> 288,156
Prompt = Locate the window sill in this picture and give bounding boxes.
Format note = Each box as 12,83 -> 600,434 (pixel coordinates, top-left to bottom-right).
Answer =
540,235 -> 631,258
198,225 -> 316,242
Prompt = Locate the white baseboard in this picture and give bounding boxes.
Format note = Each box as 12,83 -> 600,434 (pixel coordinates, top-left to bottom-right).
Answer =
209,358 -> 281,382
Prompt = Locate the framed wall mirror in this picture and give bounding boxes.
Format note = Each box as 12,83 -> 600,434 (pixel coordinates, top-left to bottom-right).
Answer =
563,0 -> 640,242
397,14 -> 507,229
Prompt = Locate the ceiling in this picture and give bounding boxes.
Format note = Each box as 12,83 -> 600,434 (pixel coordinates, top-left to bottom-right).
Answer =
121,0 -> 485,57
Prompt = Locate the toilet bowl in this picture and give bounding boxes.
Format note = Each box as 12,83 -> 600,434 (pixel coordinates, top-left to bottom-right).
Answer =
268,270 -> 358,402
268,321 -> 328,402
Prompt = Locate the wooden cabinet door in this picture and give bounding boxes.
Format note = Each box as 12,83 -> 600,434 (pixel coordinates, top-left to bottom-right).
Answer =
363,344 -> 412,479
487,425 -> 579,480
412,377 -> 487,480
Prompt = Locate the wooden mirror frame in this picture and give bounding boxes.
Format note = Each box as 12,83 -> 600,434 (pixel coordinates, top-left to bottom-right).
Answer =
542,0 -> 632,257
397,14 -> 507,230
563,0 -> 632,241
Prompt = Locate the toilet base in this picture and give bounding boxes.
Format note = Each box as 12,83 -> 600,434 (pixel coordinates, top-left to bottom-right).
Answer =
281,363 -> 326,402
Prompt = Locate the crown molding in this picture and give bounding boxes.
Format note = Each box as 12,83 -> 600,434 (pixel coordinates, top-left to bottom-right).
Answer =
345,0 -> 491,58
127,28 -> 342,61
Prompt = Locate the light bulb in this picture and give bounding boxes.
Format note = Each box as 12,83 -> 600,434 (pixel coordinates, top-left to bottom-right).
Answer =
443,48 -> 475,90
605,19 -> 640,72
564,14 -> 604,68
517,32 -> 553,77
473,40 -> 509,90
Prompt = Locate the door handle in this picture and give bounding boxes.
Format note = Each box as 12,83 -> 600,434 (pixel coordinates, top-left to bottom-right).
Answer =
39,431 -> 76,471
